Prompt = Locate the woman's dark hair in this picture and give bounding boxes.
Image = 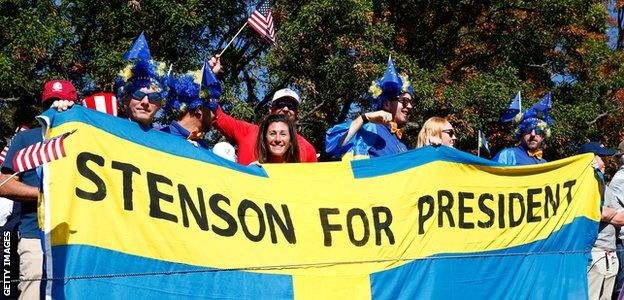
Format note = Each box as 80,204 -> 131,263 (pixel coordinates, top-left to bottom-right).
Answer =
255,114 -> 300,163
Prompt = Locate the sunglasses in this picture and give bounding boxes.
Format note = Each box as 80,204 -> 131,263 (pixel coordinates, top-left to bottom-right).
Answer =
272,99 -> 298,111
391,96 -> 412,107
441,129 -> 456,137
521,127 -> 546,136
131,90 -> 162,103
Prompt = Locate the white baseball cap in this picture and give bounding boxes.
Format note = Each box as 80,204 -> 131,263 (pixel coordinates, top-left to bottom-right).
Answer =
271,88 -> 301,106
212,142 -> 237,162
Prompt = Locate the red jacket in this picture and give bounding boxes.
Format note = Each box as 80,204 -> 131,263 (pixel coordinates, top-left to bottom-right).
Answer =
213,106 -> 318,165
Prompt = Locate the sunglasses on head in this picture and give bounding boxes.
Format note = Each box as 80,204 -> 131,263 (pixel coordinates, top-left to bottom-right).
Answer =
272,99 -> 298,111
131,90 -> 162,103
441,129 -> 456,137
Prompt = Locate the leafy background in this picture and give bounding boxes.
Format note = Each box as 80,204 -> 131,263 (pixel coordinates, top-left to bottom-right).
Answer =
1,0 -> 624,171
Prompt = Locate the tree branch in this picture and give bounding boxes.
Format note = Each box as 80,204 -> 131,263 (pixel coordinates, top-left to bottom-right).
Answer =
587,108 -> 621,126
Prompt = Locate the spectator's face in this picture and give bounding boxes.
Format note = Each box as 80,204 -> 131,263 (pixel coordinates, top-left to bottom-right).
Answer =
521,129 -> 544,151
440,122 -> 456,148
269,97 -> 298,121
385,93 -> 412,126
265,121 -> 291,160
125,87 -> 162,126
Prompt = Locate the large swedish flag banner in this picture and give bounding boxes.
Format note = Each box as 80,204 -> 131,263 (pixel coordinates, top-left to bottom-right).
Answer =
39,106 -> 599,299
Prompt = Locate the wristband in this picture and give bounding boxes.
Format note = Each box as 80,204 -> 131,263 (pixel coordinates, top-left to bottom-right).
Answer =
361,114 -> 369,124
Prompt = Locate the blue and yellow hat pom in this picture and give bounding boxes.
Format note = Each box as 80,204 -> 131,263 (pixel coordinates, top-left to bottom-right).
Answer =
165,72 -> 206,114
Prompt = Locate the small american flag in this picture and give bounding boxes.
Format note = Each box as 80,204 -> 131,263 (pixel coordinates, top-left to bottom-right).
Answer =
247,0 -> 275,44
0,125 -> 29,166
11,130 -> 73,173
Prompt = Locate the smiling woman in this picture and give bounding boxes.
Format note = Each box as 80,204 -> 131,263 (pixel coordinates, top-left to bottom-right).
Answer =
255,114 -> 301,164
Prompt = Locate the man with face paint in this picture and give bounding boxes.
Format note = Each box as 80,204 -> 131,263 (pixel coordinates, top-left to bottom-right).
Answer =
493,94 -> 553,166
325,57 -> 413,160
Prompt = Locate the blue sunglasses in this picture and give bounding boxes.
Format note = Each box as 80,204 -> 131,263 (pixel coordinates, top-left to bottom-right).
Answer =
131,90 -> 162,103
521,126 -> 546,136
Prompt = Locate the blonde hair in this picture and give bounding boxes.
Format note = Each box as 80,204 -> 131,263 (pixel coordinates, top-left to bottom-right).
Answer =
417,117 -> 448,148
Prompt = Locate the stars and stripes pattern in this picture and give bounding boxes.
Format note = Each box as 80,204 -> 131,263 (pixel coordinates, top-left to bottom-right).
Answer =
82,93 -> 118,116
247,0 -> 275,44
11,131 -> 73,173
0,125 -> 29,166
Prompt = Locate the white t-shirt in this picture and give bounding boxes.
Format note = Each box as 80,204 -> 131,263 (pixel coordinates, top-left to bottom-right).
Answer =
0,197 -> 14,226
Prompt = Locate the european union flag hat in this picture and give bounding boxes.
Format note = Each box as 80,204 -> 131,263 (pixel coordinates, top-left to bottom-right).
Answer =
165,73 -> 203,114
368,56 -> 413,109
507,92 -> 553,140
115,33 -> 169,105
165,62 -> 223,114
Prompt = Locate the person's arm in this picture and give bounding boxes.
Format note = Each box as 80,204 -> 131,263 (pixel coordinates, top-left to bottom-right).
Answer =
212,106 -> 257,144
0,132 -> 39,202
602,206 -> 624,226
609,171 -> 624,205
0,173 -> 38,202
339,111 -> 392,148
207,55 -> 261,143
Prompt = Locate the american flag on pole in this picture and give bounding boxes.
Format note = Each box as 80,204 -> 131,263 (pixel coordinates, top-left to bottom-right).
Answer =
11,130 -> 74,173
247,0 -> 275,44
0,125 -> 29,166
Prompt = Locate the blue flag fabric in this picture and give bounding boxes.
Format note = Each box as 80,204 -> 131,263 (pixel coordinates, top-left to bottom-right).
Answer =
123,32 -> 152,61
202,61 -> 223,99
380,57 -> 401,96
500,92 -> 522,123
531,92 -> 552,113
478,130 -> 490,153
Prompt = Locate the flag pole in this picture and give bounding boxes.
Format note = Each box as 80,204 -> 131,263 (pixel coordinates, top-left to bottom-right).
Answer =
0,173 -> 18,188
219,23 -> 248,56
477,130 -> 481,157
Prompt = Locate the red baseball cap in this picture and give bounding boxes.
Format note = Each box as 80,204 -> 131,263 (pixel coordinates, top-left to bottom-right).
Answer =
42,80 -> 77,104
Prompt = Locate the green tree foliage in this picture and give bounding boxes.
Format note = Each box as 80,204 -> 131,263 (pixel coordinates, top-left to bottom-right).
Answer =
1,0 -> 623,164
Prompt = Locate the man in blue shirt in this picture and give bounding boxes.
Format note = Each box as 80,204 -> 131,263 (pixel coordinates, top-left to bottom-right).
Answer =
325,57 -> 413,160
160,73 -> 217,149
0,80 -> 78,299
493,99 -> 553,166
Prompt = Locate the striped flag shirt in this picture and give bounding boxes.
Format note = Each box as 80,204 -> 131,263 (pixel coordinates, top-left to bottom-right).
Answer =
247,0 -> 275,44
0,125 -> 29,166
11,131 -> 73,173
